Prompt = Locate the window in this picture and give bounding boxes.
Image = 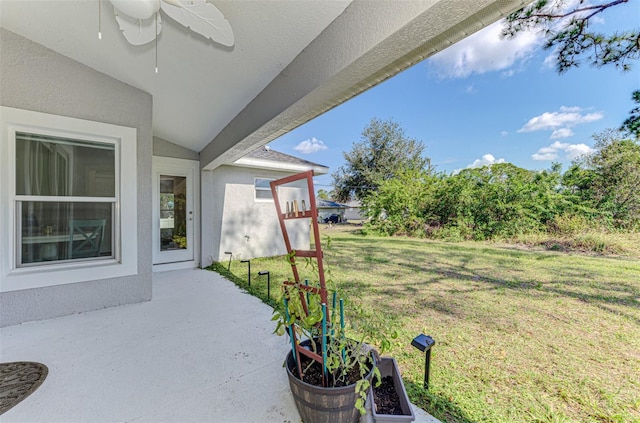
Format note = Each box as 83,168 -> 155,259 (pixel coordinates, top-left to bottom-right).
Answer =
159,175 -> 187,251
16,133 -> 116,266
1,107 -> 138,292
255,178 -> 275,200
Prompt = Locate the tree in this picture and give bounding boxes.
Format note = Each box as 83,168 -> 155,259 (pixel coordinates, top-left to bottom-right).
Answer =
502,0 -> 639,73
561,162 -> 597,208
363,168 -> 437,236
580,129 -> 640,228
316,189 -> 334,201
332,118 -> 431,202
436,163 -> 560,239
621,89 -> 640,138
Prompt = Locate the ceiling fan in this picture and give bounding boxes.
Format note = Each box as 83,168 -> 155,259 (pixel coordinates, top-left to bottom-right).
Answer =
107,0 -> 234,47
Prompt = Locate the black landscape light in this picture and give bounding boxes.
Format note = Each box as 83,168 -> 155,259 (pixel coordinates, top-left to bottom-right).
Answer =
258,270 -> 270,299
411,334 -> 435,390
224,251 -> 233,270
240,259 -> 251,286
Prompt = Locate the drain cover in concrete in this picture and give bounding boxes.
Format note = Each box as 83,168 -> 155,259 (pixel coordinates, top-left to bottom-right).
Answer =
0,362 -> 48,415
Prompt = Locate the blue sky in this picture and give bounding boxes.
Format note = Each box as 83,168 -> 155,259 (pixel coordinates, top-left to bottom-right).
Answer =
268,3 -> 639,191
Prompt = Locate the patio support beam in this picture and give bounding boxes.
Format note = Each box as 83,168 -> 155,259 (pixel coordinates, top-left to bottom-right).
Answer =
199,0 -> 527,170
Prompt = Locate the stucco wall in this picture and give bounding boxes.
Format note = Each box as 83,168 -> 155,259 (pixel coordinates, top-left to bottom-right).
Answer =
153,136 -> 199,161
201,166 -> 309,265
344,207 -> 363,221
0,29 -> 153,327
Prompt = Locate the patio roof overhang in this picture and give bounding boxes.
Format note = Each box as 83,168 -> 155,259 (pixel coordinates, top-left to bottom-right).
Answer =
0,1 -> 528,170
199,0 -> 529,171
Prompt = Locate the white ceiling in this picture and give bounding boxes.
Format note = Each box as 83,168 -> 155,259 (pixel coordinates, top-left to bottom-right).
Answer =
0,0 -> 351,152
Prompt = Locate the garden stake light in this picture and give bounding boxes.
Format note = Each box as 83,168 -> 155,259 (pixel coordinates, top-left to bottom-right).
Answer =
224,251 -> 232,270
258,270 -> 270,299
411,334 -> 435,390
241,259 -> 250,286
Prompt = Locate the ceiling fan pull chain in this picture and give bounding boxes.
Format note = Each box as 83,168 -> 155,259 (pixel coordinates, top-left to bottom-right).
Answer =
155,11 -> 159,74
98,0 -> 102,40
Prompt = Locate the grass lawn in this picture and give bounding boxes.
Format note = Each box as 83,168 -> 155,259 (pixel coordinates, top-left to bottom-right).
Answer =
210,227 -> 640,423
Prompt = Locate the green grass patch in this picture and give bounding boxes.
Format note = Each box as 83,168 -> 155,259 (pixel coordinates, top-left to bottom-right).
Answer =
209,228 -> 640,423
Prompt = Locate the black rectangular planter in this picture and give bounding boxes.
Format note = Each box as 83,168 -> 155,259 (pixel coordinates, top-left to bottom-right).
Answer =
369,357 -> 415,423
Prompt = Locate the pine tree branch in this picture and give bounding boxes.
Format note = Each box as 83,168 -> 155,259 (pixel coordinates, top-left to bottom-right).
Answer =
510,0 -> 628,21
503,0 -> 639,73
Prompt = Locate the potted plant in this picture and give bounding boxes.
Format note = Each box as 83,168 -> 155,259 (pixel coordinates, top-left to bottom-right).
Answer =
268,170 -> 397,422
272,252 -> 394,423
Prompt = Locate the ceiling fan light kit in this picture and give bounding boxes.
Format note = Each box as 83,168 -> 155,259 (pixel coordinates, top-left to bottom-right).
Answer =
110,0 -> 161,20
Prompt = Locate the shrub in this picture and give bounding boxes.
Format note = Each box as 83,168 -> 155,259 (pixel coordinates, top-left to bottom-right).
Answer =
430,222 -> 473,242
547,214 -> 592,235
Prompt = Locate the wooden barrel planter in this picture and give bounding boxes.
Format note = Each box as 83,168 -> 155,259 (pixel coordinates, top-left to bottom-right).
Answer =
285,347 -> 374,423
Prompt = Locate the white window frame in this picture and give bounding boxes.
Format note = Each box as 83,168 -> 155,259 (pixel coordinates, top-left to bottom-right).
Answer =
15,135 -> 116,268
254,177 -> 276,202
1,107 -> 138,292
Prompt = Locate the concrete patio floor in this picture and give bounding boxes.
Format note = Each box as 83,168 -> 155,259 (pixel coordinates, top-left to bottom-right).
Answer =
1,269 -> 439,422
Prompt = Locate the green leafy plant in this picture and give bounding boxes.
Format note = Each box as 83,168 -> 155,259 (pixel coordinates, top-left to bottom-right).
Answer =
172,235 -> 187,248
272,240 -> 396,415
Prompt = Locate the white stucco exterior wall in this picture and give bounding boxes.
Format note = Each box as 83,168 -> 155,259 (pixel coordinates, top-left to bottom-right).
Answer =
201,166 -> 309,265
0,29 -> 153,327
153,136 -> 199,161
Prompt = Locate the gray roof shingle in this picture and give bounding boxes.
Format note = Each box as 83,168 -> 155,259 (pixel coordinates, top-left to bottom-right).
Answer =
317,199 -> 346,208
244,146 -> 327,169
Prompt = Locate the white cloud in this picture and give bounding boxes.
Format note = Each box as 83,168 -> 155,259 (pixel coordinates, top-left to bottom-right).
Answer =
501,69 -> 516,78
532,141 -> 594,161
532,151 -> 559,161
565,143 -> 594,159
293,137 -> 328,154
518,106 -> 603,138
428,20 -> 542,78
550,128 -> 575,139
500,130 -> 509,136
543,52 -> 557,69
532,142 -> 563,160
428,1 -> 602,79
559,106 -> 583,113
467,154 -> 506,169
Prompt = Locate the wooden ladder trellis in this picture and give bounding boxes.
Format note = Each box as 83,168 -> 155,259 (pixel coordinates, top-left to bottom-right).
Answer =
270,170 -> 331,384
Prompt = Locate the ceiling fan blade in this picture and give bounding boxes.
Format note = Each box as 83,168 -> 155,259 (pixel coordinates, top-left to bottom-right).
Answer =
114,8 -> 162,46
160,0 -> 234,47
